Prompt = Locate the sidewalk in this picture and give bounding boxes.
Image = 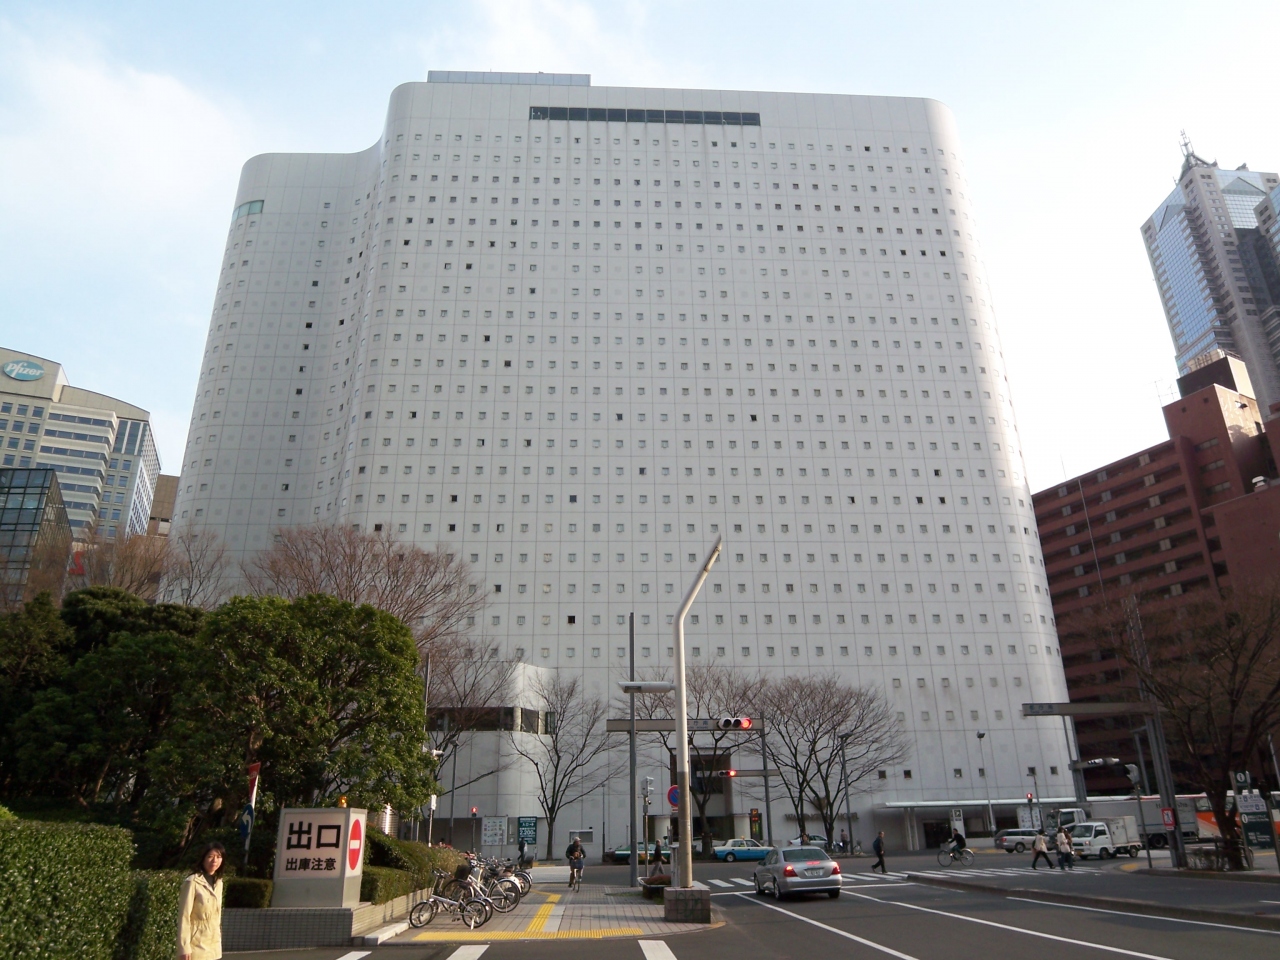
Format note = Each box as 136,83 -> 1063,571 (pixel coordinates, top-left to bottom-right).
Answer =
393,874 -> 722,943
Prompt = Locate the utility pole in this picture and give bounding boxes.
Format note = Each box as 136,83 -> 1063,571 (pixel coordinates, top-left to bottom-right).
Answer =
628,611 -> 639,888
838,732 -> 856,853
759,712 -> 773,847
1125,597 -> 1186,868
673,536 -> 722,888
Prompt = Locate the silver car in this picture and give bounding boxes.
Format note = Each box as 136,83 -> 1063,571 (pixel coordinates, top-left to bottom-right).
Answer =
753,846 -> 841,899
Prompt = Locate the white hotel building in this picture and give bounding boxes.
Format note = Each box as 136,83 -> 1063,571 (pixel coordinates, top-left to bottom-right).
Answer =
175,72 -> 1073,851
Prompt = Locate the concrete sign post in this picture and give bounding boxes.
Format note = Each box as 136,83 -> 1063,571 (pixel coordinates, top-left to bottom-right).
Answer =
271,807 -> 366,907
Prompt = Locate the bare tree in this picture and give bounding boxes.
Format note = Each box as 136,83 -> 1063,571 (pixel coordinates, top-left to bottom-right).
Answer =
425,639 -> 518,797
244,525 -> 483,645
762,675 -> 909,843
624,662 -> 767,854
507,673 -> 619,860
160,524 -> 230,609
65,529 -> 168,599
1101,586 -> 1280,870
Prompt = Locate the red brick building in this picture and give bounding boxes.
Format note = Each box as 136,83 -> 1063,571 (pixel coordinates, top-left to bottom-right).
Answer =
1032,357 -> 1280,792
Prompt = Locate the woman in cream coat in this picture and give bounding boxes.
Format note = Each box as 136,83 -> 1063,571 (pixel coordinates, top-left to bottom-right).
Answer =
177,842 -> 225,960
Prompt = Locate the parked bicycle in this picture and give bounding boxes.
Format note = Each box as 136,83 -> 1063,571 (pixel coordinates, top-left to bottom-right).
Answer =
408,870 -> 490,929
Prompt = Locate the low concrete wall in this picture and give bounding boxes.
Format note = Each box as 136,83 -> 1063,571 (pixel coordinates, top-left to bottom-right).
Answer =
223,886 -> 428,950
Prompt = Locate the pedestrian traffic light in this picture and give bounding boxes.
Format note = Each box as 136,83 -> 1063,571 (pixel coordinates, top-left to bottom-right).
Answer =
471,806 -> 478,818
717,716 -> 753,730
1026,792 -> 1034,802
1124,764 -> 1141,787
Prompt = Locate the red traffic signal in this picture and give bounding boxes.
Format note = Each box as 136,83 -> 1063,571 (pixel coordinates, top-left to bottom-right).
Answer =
717,717 -> 753,730
1025,792 -> 1034,802
713,769 -> 738,778
471,806 -> 478,816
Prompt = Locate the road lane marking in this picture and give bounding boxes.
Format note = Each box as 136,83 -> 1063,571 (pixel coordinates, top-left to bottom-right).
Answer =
731,893 -> 922,960
447,948 -> 490,960
843,890 -> 1181,959
334,953 -> 371,960
708,879 -> 733,887
639,941 -> 679,960
731,877 -> 754,886
1006,897 -> 1280,935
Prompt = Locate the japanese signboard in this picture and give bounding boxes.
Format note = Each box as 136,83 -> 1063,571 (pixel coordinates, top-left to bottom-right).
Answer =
272,807 -> 366,908
482,816 -> 506,847
518,817 -> 538,844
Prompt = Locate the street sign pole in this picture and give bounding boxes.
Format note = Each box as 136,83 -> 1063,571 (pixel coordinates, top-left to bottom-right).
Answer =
628,612 -> 639,889
672,536 -> 722,889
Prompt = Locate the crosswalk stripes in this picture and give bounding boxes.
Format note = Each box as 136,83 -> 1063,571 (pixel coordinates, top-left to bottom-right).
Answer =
708,879 -> 734,887
731,877 -> 755,886
914,866 -> 1098,879
638,941 -> 678,960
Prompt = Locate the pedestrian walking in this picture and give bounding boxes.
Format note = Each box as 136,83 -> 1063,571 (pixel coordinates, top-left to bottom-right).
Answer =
650,837 -> 664,877
871,831 -> 887,874
517,836 -> 529,869
1030,830 -> 1055,870
839,829 -> 849,854
1055,827 -> 1074,870
177,841 -> 225,960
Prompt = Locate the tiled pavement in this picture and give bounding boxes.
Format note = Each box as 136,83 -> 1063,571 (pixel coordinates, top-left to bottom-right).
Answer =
396,881 -> 721,943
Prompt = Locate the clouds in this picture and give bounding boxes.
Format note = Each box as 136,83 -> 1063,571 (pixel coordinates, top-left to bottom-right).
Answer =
0,18 -> 252,468
416,0 -> 704,90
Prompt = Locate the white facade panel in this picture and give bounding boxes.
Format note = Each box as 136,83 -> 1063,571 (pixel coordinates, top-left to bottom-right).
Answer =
174,79 -> 1073,842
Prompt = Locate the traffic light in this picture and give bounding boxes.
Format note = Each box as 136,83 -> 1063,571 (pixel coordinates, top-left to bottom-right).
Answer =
713,770 -> 738,778
471,806 -> 479,818
1026,792 -> 1034,802
717,717 -> 753,730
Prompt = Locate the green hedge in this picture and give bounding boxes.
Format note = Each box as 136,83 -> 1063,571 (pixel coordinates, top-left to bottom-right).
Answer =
0,804 -> 15,822
0,821 -> 134,960
360,866 -> 416,905
224,878 -> 273,909
116,871 -> 183,960
366,830 -> 465,890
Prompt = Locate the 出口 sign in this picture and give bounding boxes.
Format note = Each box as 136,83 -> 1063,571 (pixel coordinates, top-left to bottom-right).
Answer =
272,807 -> 366,908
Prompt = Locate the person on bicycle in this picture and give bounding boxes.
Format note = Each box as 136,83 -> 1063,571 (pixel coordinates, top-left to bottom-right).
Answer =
565,837 -> 585,887
949,828 -> 967,857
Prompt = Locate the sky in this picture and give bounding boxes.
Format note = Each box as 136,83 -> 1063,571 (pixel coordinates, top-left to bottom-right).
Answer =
3,0 -> 1278,491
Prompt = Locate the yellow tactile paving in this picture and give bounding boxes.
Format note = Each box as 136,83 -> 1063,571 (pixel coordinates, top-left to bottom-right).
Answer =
411,927 -> 646,941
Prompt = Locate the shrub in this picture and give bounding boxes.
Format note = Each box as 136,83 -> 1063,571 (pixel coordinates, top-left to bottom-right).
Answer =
0,804 -> 15,822
224,878 -> 273,909
116,871 -> 183,960
360,866 -> 415,904
366,830 -> 465,890
0,820 -> 134,960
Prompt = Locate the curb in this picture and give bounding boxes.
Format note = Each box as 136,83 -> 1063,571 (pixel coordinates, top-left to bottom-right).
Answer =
903,873 -> 1280,933
1143,868 -> 1280,885
356,920 -> 409,945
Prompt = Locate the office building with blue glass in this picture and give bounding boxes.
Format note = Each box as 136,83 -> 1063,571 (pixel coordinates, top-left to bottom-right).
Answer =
1142,146 -> 1280,414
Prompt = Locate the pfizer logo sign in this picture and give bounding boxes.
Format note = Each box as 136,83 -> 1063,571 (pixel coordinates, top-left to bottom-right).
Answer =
3,360 -> 45,381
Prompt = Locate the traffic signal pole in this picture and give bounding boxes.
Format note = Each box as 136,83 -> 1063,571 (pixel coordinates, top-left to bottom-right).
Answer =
673,536 -> 722,888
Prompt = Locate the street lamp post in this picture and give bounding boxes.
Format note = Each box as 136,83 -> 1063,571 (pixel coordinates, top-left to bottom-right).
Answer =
673,536 -> 723,888
976,731 -> 995,838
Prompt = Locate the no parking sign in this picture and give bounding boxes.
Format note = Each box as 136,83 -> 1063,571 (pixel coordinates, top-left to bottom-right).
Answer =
668,785 -> 680,807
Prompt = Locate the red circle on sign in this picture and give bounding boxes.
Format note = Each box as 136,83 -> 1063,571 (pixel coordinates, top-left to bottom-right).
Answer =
348,817 -> 363,870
